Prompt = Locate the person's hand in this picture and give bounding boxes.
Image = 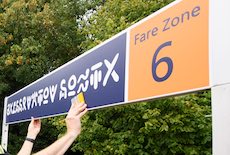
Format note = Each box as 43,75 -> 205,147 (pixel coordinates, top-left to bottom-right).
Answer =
27,117 -> 41,139
65,99 -> 88,138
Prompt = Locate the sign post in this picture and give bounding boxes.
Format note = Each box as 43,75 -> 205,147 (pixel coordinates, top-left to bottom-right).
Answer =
212,84 -> 230,155
1,97 -> 9,150
210,0 -> 230,154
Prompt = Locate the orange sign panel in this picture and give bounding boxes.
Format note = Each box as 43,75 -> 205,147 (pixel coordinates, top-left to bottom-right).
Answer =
128,0 -> 209,101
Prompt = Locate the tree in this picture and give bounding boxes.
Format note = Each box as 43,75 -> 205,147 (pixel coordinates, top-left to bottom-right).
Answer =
73,92 -> 211,155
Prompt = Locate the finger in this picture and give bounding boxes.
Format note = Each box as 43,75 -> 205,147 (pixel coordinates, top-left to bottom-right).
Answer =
67,103 -> 82,116
73,97 -> 84,108
70,103 -> 86,116
75,102 -> 85,110
70,95 -> 81,108
71,96 -> 77,104
30,117 -> 35,123
34,119 -> 41,125
68,97 -> 86,116
78,108 -> 88,118
37,119 -> 41,127
77,104 -> 87,113
70,98 -> 77,109
68,99 -> 79,114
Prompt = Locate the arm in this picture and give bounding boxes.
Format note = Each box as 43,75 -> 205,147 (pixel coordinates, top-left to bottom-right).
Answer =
17,118 -> 41,155
34,99 -> 87,155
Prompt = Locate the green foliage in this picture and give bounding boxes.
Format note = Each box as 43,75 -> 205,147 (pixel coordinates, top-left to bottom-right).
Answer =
8,118 -> 59,155
68,92 -> 211,155
79,0 -> 174,51
0,0 -> 101,90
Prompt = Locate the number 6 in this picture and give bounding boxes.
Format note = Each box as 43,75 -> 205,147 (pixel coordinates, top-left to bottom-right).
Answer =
152,41 -> 173,82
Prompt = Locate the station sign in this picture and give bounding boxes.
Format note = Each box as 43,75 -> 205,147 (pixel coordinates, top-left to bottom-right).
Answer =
128,0 -> 209,102
6,33 -> 127,123
5,0 -> 209,124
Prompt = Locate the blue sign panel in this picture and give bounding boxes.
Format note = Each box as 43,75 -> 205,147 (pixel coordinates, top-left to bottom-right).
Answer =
6,33 -> 127,124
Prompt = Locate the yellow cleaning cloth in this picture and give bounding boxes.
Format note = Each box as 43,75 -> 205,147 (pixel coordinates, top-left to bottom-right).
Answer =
77,92 -> 85,103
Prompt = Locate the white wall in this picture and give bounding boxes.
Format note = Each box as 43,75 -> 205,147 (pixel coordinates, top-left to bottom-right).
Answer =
212,84 -> 230,155
210,0 -> 230,154
210,0 -> 230,86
